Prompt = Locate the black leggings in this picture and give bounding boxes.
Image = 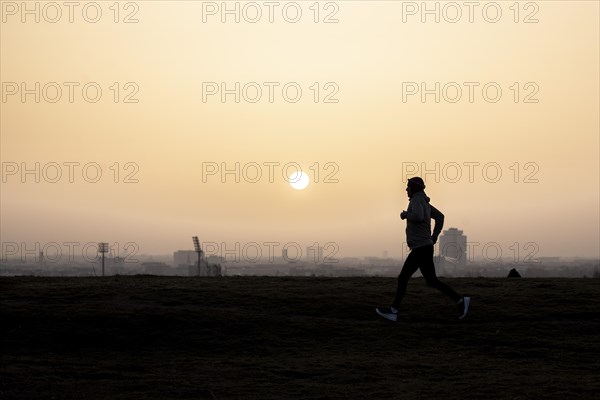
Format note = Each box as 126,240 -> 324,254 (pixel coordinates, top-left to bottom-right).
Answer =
392,245 -> 461,308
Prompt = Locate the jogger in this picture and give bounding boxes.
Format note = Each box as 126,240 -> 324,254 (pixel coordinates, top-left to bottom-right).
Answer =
376,177 -> 470,322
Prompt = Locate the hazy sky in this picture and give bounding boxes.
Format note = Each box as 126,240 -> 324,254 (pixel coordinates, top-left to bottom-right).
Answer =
1,1 -> 599,261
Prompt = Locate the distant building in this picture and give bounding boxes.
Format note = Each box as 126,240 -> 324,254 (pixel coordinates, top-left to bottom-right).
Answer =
174,250 -> 224,277
175,250 -> 224,264
174,250 -> 198,267
206,255 -> 225,264
439,228 -> 467,267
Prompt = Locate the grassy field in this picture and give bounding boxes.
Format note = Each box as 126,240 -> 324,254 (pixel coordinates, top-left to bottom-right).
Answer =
1,276 -> 598,399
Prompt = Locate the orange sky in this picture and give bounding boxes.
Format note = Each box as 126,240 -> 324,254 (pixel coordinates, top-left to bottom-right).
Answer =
1,1 -> 599,259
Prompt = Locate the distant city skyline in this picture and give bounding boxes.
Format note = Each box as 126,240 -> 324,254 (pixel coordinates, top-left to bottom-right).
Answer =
3,229 -> 599,264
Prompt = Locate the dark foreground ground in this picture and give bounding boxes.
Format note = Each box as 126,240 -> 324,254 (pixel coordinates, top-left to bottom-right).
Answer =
1,276 -> 599,399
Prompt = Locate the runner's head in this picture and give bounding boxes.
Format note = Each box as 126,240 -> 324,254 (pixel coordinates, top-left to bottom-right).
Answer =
406,177 -> 425,198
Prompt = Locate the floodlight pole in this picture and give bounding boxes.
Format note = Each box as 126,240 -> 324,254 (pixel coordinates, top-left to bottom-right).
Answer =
192,236 -> 203,276
98,242 -> 109,277
200,246 -> 203,275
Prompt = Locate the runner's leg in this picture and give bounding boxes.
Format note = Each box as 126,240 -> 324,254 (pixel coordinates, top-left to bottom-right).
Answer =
391,247 -> 421,308
419,245 -> 461,302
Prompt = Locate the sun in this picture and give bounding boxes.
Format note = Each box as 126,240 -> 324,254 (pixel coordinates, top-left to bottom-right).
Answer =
289,171 -> 309,190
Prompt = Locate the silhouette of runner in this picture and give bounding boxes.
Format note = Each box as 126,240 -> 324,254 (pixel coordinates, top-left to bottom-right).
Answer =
376,177 -> 470,321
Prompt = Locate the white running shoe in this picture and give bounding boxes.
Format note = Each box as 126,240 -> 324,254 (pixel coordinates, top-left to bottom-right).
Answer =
458,297 -> 471,320
376,307 -> 398,322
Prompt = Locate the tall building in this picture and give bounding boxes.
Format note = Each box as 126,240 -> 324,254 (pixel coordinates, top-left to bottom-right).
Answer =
174,250 -> 223,276
439,228 -> 467,266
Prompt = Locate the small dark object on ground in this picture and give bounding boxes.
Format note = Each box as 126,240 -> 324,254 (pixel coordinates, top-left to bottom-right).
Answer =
508,268 -> 522,278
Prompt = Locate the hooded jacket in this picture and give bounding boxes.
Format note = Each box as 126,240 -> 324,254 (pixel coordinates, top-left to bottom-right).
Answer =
405,190 -> 444,250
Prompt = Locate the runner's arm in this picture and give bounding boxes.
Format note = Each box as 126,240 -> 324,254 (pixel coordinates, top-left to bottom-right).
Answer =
430,205 -> 445,243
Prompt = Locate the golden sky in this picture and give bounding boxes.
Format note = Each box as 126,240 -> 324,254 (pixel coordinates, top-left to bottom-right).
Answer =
1,1 -> 599,260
